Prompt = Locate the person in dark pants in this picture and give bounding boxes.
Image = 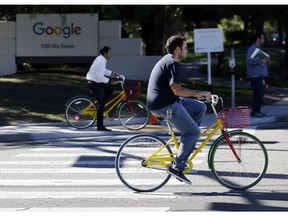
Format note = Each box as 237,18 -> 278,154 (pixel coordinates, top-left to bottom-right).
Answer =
86,46 -> 119,131
246,33 -> 271,117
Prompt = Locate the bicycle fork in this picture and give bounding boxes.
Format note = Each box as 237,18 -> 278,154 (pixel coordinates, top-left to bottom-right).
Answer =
221,129 -> 242,162
123,98 -> 136,117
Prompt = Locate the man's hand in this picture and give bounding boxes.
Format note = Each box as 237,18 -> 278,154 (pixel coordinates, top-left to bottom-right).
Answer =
262,58 -> 271,65
109,79 -> 118,85
196,91 -> 211,101
111,71 -> 120,77
107,71 -> 122,84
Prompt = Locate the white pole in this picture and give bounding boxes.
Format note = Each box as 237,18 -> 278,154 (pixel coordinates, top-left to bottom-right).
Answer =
207,52 -> 211,85
231,48 -> 235,107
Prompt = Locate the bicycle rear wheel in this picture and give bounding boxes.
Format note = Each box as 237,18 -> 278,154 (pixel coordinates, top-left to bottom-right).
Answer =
118,100 -> 150,130
64,96 -> 97,129
115,134 -> 172,192
209,131 -> 268,190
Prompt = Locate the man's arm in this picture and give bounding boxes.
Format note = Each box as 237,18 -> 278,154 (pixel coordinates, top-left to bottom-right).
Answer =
246,46 -> 269,66
170,83 -> 211,99
94,60 -> 110,83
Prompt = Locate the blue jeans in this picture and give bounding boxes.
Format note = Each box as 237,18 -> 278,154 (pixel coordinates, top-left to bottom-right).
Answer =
151,97 -> 207,171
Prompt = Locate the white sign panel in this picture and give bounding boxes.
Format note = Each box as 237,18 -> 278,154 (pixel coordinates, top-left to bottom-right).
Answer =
194,28 -> 223,53
16,14 -> 99,57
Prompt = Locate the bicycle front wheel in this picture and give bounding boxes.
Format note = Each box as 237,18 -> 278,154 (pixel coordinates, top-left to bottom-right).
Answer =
209,131 -> 268,190
115,134 -> 172,192
64,96 -> 97,129
118,100 -> 150,130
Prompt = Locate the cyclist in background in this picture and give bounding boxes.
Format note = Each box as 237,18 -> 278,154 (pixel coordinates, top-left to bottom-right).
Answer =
86,46 -> 120,131
146,35 -> 211,184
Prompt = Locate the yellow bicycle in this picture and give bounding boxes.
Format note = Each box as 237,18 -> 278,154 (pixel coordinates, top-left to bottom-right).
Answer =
115,95 -> 268,192
64,76 -> 150,130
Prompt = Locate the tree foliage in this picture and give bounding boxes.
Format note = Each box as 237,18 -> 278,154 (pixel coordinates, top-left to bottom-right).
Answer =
1,5 -> 288,67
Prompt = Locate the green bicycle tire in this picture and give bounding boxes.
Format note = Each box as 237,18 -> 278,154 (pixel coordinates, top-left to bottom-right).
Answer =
209,131 -> 268,190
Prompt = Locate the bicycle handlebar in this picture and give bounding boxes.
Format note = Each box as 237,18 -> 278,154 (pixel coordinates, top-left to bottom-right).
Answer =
198,94 -> 219,105
200,94 -> 223,109
119,75 -> 125,82
209,95 -> 224,114
196,94 -> 223,117
210,95 -> 219,105
105,74 -> 125,83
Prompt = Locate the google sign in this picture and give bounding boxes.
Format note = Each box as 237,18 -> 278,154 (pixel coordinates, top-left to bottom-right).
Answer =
16,14 -> 98,57
32,22 -> 81,39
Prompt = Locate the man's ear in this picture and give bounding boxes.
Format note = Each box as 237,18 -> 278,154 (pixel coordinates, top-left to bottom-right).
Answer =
174,47 -> 180,55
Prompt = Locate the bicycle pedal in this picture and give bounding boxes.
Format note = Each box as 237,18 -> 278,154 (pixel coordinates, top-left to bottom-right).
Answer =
176,177 -> 183,183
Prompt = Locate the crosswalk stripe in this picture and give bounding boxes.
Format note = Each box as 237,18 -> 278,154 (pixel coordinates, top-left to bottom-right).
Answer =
0,207 -> 171,212
0,159 -> 204,166
31,147 -> 112,151
13,153 -> 116,157
0,191 -> 177,199
0,168 -> 115,173
15,152 -> 207,157
0,179 -> 185,187
45,142 -> 122,147
0,168 -> 202,175
0,160 -> 115,165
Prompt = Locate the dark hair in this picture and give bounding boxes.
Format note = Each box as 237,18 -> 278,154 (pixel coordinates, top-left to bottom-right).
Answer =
253,32 -> 265,42
165,35 -> 186,54
100,46 -> 111,55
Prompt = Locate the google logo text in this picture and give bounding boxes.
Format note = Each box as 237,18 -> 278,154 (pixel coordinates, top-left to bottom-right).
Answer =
32,22 -> 81,39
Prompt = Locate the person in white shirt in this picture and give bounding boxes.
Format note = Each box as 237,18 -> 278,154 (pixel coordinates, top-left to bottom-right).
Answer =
86,46 -> 119,131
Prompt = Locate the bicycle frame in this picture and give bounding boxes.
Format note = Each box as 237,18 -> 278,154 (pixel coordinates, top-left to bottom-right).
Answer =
116,94 -> 267,192
81,80 -> 134,119
142,95 -> 241,174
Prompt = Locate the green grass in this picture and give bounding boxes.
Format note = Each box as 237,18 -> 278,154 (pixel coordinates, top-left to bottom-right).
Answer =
0,69 -> 148,125
0,69 -> 88,125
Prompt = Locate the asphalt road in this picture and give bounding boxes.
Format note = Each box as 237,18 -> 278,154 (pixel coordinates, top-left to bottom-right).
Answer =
0,127 -> 287,212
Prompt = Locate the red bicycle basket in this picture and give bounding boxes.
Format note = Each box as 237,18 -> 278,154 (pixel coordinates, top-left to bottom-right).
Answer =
218,106 -> 250,128
124,81 -> 141,100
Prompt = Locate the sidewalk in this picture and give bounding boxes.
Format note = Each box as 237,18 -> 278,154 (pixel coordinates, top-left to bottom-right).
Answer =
1,96 -> 288,142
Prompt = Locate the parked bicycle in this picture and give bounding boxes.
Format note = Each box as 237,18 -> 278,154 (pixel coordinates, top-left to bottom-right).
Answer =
115,95 -> 268,192
64,75 -> 150,130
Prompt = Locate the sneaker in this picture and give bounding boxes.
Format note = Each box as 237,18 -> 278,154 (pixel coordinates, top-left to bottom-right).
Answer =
167,166 -> 192,185
97,126 -> 112,131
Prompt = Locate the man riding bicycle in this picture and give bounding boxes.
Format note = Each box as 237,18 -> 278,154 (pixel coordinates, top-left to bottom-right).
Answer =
86,46 -> 120,131
146,35 -> 211,184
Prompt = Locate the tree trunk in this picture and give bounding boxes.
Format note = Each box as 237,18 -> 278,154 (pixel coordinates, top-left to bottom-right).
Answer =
141,22 -> 164,55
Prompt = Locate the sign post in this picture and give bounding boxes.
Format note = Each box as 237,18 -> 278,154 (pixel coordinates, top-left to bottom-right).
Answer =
207,52 -> 211,85
229,48 -> 236,107
194,28 -> 224,90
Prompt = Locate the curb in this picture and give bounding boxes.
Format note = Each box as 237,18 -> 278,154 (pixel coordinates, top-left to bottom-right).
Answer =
1,114 -> 288,143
